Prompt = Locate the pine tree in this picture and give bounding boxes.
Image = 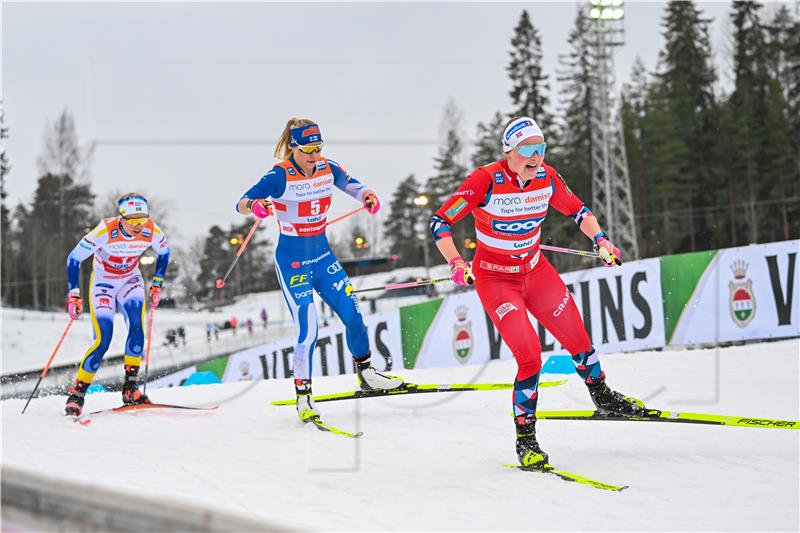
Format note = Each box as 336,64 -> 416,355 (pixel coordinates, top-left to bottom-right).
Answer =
426,102 -> 474,255
654,0 -> 719,251
507,10 -> 551,126
471,111 -> 505,169
556,8 -> 593,207
1,100 -> 12,303
383,174 -> 430,267
18,174 -> 95,309
197,222 -> 271,301
621,58 -> 655,256
726,0 -> 796,244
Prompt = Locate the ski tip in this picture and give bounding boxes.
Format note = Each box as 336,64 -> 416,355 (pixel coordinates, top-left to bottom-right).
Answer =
73,416 -> 91,426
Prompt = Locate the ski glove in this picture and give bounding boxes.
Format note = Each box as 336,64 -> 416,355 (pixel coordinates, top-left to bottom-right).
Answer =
594,232 -> 622,267
449,256 -> 475,286
250,199 -> 275,219
364,193 -> 381,215
67,290 -> 83,320
150,280 -> 162,308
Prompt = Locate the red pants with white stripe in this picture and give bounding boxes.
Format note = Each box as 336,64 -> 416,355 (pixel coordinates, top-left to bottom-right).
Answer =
474,255 -> 593,382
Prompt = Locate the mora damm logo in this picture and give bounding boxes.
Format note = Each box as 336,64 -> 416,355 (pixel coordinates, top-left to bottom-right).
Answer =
452,305 -> 473,364
729,260 -> 756,328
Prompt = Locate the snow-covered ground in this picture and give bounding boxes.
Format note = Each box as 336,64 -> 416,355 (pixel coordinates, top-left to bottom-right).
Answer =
1,263 -> 451,376
3,339 -> 798,531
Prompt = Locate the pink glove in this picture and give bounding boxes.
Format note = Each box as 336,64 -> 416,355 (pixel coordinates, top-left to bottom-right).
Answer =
449,257 -> 475,286
67,292 -> 83,320
250,199 -> 274,219
149,284 -> 162,308
594,233 -> 622,267
364,193 -> 381,215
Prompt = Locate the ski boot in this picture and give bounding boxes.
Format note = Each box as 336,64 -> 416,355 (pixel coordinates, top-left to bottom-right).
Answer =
587,379 -> 658,417
121,364 -> 151,406
355,358 -> 404,391
295,379 -> 319,422
65,379 -> 90,417
515,415 -> 549,469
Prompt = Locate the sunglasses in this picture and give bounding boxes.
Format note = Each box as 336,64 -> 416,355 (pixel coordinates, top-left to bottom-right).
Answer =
297,144 -> 323,154
515,143 -> 547,158
123,216 -> 149,226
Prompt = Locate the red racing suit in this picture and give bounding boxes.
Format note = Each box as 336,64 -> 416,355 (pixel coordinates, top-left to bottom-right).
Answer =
431,160 -> 602,417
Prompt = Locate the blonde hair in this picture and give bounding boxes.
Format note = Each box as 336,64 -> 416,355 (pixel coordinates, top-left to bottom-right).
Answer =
274,118 -> 316,160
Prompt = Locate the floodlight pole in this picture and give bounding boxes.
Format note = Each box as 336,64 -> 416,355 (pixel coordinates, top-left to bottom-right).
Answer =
586,0 -> 639,259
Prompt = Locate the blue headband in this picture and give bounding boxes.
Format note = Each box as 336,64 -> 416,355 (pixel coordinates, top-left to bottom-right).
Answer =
289,124 -> 323,147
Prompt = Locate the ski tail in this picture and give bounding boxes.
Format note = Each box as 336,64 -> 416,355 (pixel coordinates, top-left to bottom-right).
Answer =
504,464 -> 628,492
536,410 -> 799,430
309,417 -> 363,438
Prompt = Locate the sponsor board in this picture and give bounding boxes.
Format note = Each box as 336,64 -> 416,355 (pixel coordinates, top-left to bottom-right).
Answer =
669,240 -> 799,344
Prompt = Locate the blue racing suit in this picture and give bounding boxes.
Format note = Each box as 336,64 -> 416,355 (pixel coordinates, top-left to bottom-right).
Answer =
238,156 -> 371,379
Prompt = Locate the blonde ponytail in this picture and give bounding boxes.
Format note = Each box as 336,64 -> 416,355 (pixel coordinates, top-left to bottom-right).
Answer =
274,117 -> 316,160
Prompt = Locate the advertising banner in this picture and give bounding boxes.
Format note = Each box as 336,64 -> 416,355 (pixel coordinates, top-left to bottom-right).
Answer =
221,309 -> 402,382
669,240 -> 799,344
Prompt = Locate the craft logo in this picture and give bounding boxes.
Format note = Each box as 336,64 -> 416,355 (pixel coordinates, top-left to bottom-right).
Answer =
729,260 -> 756,328
452,305 -> 473,364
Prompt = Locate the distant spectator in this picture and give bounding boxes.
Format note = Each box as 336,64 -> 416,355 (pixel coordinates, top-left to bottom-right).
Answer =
260,308 -> 268,329
230,316 -> 238,335
177,326 -> 186,346
246,318 -> 253,335
165,328 -> 177,347
213,324 -> 220,341
206,323 -> 212,342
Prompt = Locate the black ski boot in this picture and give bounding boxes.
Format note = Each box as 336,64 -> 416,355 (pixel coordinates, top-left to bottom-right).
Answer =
121,365 -> 151,405
65,379 -> 90,416
515,415 -> 549,469
587,380 -> 656,417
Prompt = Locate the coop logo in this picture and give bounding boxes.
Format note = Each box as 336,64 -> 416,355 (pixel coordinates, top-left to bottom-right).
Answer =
492,217 -> 543,235
494,172 -> 505,184
452,306 -> 473,364
289,274 -> 309,288
287,167 -> 296,176
495,302 -> 518,320
536,168 -> 547,179
553,289 -> 571,317
729,260 -> 756,328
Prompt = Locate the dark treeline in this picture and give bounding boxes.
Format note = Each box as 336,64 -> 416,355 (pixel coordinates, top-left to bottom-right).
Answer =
382,1 -> 800,272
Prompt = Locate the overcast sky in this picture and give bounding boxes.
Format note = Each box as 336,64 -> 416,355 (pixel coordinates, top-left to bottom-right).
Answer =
2,1 -> 780,248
